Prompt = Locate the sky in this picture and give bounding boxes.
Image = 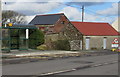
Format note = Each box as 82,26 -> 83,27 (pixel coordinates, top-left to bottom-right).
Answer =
2,0 -> 120,24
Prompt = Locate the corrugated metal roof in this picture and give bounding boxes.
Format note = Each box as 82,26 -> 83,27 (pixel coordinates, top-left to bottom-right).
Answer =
71,21 -> 119,36
29,13 -> 64,25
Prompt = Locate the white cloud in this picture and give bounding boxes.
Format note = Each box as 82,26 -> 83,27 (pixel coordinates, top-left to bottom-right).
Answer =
3,0 -> 49,2
60,6 -> 82,21
60,6 -> 98,21
2,1 -> 61,15
2,0 -> 117,24
24,6 -> 106,23
3,0 -> 68,2
84,13 -> 98,21
60,6 -> 115,23
98,17 -> 116,23
96,3 -> 118,16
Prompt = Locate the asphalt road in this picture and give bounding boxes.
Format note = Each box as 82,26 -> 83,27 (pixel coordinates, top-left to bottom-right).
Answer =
57,63 -> 118,75
2,53 -> 118,75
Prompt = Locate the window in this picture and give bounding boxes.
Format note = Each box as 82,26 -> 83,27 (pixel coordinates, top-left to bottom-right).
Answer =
61,21 -> 65,24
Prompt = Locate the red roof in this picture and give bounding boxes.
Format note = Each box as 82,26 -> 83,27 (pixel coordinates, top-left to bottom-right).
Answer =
71,21 -> 119,36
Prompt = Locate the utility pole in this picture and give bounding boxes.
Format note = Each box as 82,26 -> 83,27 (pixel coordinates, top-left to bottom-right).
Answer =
81,5 -> 84,50
81,5 -> 84,22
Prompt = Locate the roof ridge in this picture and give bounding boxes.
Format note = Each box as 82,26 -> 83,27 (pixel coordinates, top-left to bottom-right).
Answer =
36,13 -> 64,16
71,21 -> 108,24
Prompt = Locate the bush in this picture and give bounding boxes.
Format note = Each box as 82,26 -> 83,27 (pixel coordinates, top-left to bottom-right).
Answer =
91,47 -> 97,50
37,45 -> 47,50
53,40 -> 70,51
29,29 -> 45,49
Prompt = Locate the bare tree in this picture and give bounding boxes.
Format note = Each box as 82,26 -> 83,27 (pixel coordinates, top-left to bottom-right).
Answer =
2,10 -> 27,24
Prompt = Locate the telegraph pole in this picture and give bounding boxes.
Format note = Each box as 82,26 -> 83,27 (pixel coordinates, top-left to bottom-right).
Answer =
81,5 -> 84,50
81,5 -> 84,22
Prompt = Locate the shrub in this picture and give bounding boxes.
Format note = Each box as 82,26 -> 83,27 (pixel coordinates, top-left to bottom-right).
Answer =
29,29 -> 45,49
91,47 -> 97,50
37,45 -> 47,50
53,40 -> 70,51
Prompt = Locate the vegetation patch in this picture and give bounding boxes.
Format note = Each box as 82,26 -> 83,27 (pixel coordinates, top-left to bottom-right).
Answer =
53,40 -> 70,51
29,29 -> 45,49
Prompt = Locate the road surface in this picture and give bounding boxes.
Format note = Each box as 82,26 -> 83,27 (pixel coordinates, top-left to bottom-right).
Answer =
2,53 -> 118,75
57,63 -> 118,75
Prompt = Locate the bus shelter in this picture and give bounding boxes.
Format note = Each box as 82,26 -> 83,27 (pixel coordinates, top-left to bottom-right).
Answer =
2,24 -> 37,52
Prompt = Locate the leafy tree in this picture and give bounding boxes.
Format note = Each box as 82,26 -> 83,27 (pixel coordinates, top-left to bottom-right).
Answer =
29,29 -> 45,49
2,10 -> 26,24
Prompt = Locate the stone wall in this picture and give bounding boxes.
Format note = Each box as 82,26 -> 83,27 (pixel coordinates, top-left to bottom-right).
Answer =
45,34 -> 59,43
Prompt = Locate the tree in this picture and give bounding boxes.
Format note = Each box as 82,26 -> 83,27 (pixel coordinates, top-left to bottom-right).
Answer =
29,29 -> 45,49
2,10 -> 26,24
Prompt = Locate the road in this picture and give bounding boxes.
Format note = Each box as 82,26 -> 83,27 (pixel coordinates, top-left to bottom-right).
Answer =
57,63 -> 118,75
2,53 -> 118,75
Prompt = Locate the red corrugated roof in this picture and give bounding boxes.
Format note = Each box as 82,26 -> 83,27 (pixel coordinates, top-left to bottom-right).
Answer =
71,21 -> 119,36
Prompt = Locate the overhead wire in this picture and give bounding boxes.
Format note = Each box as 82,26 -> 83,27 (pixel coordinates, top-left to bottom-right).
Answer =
58,2 -> 116,22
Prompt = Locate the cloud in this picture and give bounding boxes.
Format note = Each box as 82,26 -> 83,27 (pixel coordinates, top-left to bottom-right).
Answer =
3,0 -> 119,2
60,6 -> 98,21
65,0 -> 119,7
60,6 -> 82,20
96,3 -> 118,16
2,0 -> 117,24
3,0 -> 68,2
59,6 -> 115,23
66,2 -> 104,7
2,1 -> 62,15
3,0 -> 49,2
99,17 -> 116,23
